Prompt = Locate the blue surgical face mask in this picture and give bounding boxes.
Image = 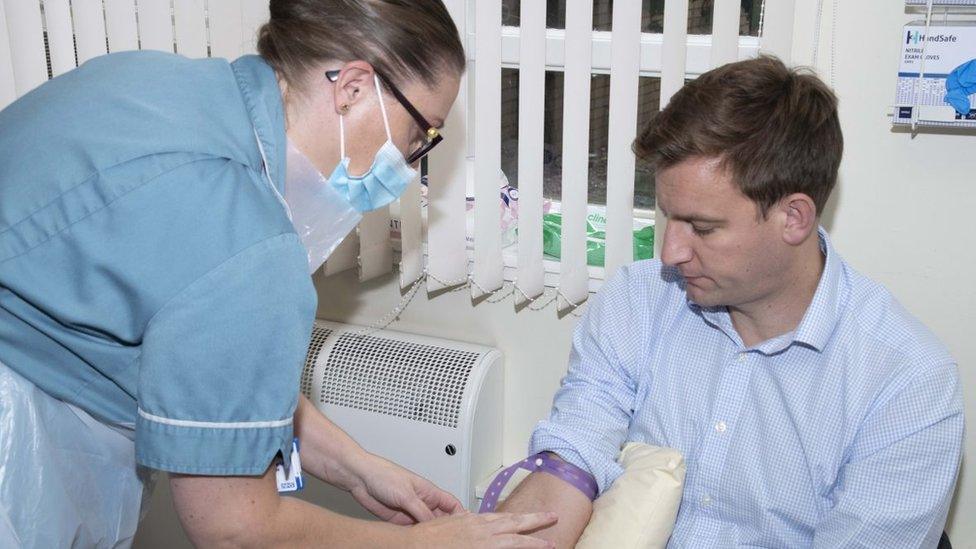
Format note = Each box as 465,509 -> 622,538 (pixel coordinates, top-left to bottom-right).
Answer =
328,74 -> 417,212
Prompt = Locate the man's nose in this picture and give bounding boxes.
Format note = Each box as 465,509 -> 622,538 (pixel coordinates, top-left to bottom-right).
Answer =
660,222 -> 693,266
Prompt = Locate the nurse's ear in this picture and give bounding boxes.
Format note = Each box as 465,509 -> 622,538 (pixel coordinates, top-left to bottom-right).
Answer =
331,60 -> 376,115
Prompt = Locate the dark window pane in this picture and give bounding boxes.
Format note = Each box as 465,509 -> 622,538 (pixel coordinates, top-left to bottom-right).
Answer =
500,0 -> 573,29
502,0 -> 520,26
500,68 -> 521,188
503,0 -> 761,37
634,76 -> 659,210
682,0 -> 762,35
501,69 -> 660,209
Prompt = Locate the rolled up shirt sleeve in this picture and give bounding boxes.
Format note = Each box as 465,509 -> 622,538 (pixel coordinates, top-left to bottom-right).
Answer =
529,267 -> 642,493
135,233 -> 316,475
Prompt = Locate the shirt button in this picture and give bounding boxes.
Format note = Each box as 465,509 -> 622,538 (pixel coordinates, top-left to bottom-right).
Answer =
737,353 -> 747,363
702,494 -> 712,507
715,421 -> 727,433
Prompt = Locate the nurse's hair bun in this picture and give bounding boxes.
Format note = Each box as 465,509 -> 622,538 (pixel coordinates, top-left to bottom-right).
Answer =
258,0 -> 465,91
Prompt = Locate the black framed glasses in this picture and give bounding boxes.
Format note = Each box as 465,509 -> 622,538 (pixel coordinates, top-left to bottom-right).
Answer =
326,69 -> 444,164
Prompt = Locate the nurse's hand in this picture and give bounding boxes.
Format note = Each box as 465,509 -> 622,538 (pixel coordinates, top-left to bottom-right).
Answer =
293,396 -> 461,523
405,511 -> 558,548
350,452 -> 465,524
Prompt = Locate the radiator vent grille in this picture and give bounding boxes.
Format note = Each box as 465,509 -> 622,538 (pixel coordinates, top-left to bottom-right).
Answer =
310,332 -> 480,428
301,325 -> 333,399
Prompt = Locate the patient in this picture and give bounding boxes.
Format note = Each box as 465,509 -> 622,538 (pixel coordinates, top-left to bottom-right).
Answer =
499,56 -> 964,548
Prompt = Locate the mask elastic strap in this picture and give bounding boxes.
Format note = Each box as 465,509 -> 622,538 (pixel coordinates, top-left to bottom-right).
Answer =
338,113 -> 346,159
373,74 -> 393,141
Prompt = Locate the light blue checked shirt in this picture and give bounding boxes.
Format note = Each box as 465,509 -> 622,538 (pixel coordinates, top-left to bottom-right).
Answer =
530,229 -> 964,548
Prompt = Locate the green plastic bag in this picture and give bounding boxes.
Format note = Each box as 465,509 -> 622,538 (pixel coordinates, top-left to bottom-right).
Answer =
541,212 -> 654,267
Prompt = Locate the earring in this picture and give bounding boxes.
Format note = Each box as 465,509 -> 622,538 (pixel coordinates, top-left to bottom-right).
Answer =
340,104 -> 350,114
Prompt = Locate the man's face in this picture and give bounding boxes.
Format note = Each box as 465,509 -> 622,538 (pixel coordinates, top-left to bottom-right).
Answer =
656,156 -> 791,309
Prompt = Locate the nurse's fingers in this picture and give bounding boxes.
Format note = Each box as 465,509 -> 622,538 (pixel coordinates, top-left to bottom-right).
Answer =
439,492 -> 465,515
403,496 -> 436,523
424,485 -> 464,515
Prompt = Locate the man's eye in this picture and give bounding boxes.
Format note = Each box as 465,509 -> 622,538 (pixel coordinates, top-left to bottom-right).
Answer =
692,226 -> 715,236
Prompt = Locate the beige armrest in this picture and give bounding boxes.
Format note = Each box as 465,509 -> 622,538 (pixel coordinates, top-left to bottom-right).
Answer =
576,443 -> 686,549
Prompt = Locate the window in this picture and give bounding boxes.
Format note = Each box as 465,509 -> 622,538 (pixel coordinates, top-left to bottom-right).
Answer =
394,0 -> 784,303
500,69 -> 660,210
494,0 -> 763,269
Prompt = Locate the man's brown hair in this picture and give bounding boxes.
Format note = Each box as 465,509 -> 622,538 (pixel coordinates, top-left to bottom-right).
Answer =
633,56 -> 843,217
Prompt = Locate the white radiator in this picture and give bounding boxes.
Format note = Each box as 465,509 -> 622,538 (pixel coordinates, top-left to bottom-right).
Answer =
299,320 -> 504,513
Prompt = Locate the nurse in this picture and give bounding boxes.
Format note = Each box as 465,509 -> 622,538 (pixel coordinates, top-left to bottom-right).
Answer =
0,0 -> 555,547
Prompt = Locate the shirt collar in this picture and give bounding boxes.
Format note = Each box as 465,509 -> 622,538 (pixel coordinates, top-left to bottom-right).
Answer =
689,227 -> 845,354
231,55 -> 287,196
792,227 -> 844,352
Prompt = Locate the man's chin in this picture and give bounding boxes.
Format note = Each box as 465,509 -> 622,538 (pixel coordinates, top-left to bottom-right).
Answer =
684,281 -> 721,307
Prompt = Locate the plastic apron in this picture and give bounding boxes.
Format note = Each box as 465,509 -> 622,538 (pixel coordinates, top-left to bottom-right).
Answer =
0,360 -> 152,548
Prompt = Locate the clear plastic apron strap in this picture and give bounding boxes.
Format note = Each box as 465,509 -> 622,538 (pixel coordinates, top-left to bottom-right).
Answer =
253,128 -> 293,221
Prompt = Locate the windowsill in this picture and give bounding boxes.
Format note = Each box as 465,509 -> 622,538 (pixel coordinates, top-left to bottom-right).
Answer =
389,203 -> 655,294
390,246 -> 609,294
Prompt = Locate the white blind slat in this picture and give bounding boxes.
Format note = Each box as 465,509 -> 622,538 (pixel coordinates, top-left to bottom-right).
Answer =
0,0 -> 16,109
72,0 -> 108,63
710,0 -> 740,68
208,1 -> 244,60
4,0 -> 46,96
426,0 -> 469,292
472,0 -> 503,297
398,177 -> 424,288
358,208 -> 393,282
137,0 -> 174,53
656,0 -> 690,259
557,0 -> 593,309
660,0 -> 689,107
174,0 -> 208,58
760,0 -> 796,64
514,0 -> 546,304
44,0 -> 76,77
104,0 -> 138,53
603,0 -> 642,278
240,0 -> 269,55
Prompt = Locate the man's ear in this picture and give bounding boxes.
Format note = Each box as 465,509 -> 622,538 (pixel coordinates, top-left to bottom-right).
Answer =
331,60 -> 376,115
780,193 -> 818,246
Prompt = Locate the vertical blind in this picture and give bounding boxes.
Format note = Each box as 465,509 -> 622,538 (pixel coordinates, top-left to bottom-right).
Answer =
425,0 -> 793,314
0,0 -> 796,316
0,0 -> 272,96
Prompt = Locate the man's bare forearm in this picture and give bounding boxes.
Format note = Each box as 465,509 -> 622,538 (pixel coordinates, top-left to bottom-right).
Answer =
498,465 -> 593,549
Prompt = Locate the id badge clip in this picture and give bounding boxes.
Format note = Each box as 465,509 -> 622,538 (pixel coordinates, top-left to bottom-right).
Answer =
276,437 -> 304,493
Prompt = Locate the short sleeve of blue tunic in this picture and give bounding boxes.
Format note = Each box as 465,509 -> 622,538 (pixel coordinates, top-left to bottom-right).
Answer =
0,51 -> 316,475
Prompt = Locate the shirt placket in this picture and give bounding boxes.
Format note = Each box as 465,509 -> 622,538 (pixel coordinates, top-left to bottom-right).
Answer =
689,348 -> 755,538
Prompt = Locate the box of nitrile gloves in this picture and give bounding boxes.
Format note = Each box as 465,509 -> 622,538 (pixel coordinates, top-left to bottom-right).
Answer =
894,22 -> 976,127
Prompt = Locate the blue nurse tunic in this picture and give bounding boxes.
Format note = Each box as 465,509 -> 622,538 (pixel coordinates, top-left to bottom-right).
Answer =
0,51 -> 315,475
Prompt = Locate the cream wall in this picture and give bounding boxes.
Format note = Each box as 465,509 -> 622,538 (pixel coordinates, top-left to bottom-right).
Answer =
315,0 -> 975,544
